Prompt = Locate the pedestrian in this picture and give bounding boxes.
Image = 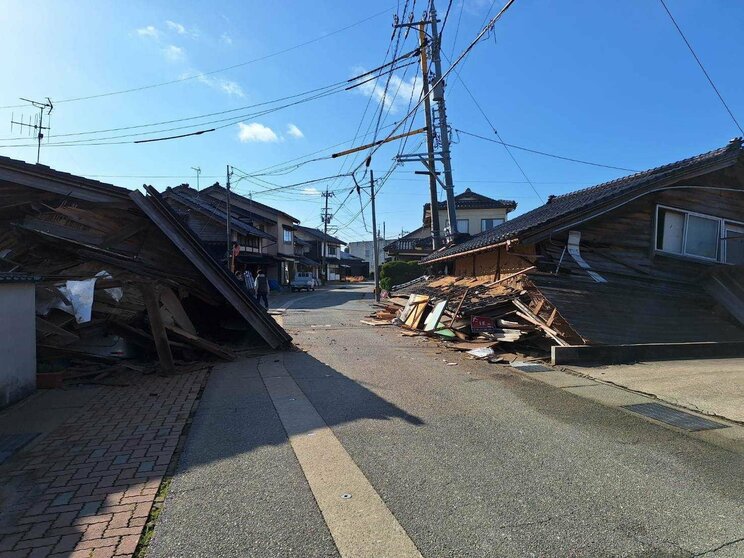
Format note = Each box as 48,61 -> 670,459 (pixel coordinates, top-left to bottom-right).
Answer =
255,269 -> 269,309
244,268 -> 256,299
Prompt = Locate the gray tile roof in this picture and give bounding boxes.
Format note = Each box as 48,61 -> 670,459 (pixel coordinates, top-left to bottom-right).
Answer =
422,138 -> 743,263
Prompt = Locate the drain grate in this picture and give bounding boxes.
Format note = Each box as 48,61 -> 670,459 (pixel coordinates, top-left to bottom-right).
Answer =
510,362 -> 552,373
622,403 -> 728,432
0,432 -> 40,464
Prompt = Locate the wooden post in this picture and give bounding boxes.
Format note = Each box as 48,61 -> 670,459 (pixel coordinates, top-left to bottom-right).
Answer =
140,283 -> 176,376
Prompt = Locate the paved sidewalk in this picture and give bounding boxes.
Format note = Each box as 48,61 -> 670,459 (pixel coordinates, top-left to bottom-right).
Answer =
0,370 -> 206,558
566,358 -> 744,423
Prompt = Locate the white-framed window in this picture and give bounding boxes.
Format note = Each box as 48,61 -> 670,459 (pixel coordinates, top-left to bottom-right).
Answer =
481,218 -> 505,232
283,228 -> 293,244
456,219 -> 469,234
328,245 -> 337,256
655,205 -> 744,264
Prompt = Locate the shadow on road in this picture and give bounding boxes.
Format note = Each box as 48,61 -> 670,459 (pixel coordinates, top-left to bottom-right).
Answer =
177,349 -> 423,474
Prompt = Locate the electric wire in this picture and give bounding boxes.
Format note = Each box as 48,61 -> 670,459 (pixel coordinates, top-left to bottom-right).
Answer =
0,6 -> 395,110
658,0 -> 743,136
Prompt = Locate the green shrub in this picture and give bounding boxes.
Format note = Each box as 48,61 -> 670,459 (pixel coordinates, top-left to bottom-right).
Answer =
379,261 -> 422,289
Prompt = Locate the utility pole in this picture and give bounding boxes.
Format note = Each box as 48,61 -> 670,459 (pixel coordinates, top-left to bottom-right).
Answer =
321,187 -> 334,284
191,166 -> 201,191
370,170 -> 380,302
10,97 -> 53,164
429,2 -> 458,237
225,165 -> 233,270
418,22 -> 442,250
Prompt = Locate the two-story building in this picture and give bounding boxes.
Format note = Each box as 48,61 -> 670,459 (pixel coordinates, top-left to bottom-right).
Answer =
347,239 -> 391,276
198,183 -> 301,285
163,185 -> 275,267
295,226 -> 346,282
385,188 -> 517,261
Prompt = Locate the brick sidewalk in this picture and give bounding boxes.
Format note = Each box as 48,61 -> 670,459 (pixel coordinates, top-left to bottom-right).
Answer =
0,370 -> 207,558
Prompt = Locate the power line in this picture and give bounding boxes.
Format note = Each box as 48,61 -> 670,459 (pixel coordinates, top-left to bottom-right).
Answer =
350,0 -> 518,174
0,6 -> 395,110
456,129 -> 638,172
0,62 -> 414,146
658,0 -> 743,136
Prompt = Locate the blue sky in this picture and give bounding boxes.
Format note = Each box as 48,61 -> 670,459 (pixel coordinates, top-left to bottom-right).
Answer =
1,0 -> 743,242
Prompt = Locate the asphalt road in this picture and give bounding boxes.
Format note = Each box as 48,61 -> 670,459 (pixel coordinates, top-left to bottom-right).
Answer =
148,284 -> 744,558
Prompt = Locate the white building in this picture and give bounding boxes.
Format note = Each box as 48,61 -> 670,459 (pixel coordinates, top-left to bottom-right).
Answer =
347,239 -> 394,276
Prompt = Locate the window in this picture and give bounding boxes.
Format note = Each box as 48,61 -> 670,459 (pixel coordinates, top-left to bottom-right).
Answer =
655,206 -> 728,262
456,219 -> 469,234
283,228 -> 293,244
364,249 -> 370,258
481,218 -> 505,232
724,224 -> 744,264
328,245 -> 337,256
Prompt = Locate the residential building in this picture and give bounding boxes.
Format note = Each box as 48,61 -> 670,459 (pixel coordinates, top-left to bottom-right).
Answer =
347,239 -> 392,276
201,183 -> 300,285
385,188 -> 517,261
295,226 -> 346,281
340,250 -> 369,278
162,184 -> 275,270
421,139 -> 744,346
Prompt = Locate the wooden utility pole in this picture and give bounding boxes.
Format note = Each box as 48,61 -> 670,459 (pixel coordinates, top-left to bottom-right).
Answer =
418,22 -> 442,250
225,165 -> 233,271
370,170 -> 380,302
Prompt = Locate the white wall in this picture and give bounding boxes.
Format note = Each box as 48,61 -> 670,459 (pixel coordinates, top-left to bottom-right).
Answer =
0,283 -> 36,407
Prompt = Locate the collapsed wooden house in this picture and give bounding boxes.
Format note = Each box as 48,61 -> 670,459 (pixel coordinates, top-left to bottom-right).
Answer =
409,139 -> 744,363
0,156 -> 291,397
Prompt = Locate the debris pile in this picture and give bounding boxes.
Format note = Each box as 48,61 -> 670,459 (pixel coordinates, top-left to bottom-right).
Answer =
364,270 -> 582,361
0,158 -> 291,386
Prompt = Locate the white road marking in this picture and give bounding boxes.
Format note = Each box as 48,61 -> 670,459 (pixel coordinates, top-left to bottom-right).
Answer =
258,355 -> 422,558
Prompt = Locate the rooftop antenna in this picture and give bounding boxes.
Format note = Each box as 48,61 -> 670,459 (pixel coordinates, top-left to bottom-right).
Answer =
10,97 -> 53,164
191,166 -> 201,191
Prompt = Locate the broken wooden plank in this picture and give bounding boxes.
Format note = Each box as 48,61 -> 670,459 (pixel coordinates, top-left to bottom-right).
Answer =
360,319 -> 393,326
140,283 -> 176,375
35,316 -> 80,343
164,324 -> 237,361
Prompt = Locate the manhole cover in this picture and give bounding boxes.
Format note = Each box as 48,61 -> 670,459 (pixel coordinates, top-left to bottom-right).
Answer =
622,403 -> 728,432
0,433 -> 40,464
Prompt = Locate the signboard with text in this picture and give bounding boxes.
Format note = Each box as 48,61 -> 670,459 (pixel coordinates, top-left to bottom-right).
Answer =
471,316 -> 496,333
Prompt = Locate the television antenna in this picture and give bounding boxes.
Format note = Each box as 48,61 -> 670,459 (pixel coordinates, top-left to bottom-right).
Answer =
10,97 -> 53,164
191,166 -> 201,191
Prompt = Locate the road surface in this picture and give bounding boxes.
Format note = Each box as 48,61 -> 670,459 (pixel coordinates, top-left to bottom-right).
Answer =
148,284 -> 744,557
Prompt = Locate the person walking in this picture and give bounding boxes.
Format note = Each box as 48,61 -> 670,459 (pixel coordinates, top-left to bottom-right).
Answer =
243,268 -> 256,300
254,269 -> 269,309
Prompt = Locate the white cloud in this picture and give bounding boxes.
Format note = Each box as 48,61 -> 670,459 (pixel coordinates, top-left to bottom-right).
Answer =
136,25 -> 159,39
162,44 -> 185,62
301,187 -> 320,196
237,122 -> 279,143
286,123 -> 304,139
220,32 -> 233,45
192,73 -> 245,97
351,67 -> 422,113
165,20 -> 186,34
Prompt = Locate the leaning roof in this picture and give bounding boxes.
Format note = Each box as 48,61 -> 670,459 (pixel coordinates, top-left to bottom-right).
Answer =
422,138 -> 744,263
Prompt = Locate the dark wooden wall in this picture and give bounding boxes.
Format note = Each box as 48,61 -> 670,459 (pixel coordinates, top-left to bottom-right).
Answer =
551,163 -> 744,282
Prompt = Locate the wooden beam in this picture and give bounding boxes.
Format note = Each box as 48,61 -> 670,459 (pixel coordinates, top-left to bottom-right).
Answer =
164,324 -> 237,361
139,283 -> 176,376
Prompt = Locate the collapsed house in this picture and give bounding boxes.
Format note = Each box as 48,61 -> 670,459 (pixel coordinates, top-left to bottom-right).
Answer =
376,139 -> 744,364
0,156 -> 291,405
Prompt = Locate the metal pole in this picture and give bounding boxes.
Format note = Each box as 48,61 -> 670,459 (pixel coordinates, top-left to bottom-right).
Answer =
370,170 -> 380,302
418,21 -> 442,250
429,2 -> 458,237
226,165 -> 232,270
36,105 -> 44,164
322,186 -> 329,284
